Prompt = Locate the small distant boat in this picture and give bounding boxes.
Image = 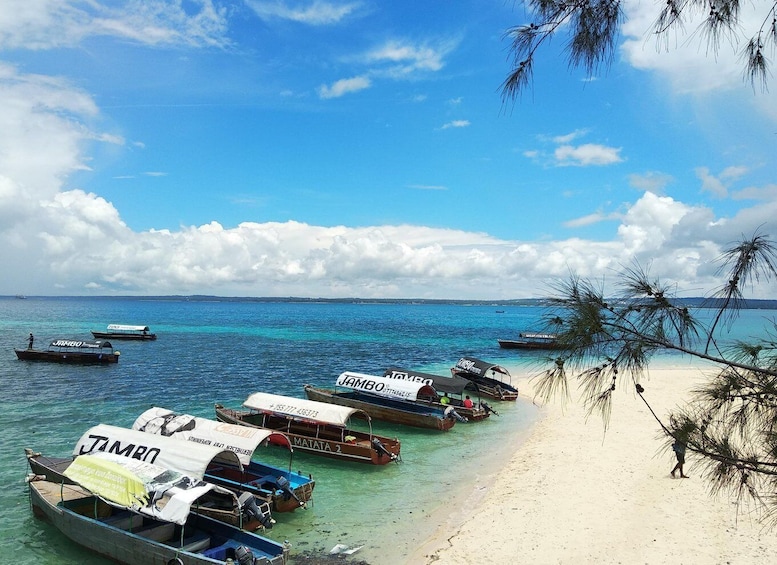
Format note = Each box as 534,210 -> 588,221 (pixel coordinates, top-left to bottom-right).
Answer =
216,392 -> 401,465
132,406 -> 315,513
498,332 -> 560,350
91,324 -> 157,340
27,452 -> 290,565
382,367 -> 496,421
304,372 -> 458,431
15,339 -> 119,364
450,357 -> 519,401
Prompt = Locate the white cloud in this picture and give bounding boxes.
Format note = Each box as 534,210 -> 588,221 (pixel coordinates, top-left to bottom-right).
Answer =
317,75 -> 371,98
621,0 -> 777,104
695,166 -> 749,198
552,129 -> 589,144
245,0 -> 362,25
440,120 -> 470,129
564,212 -> 620,228
628,171 -> 674,194
554,143 -> 624,167
2,56 -> 777,299
731,183 -> 777,201
0,0 -> 231,49
365,38 -> 457,79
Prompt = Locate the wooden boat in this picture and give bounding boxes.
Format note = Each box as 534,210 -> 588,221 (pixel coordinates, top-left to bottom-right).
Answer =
92,324 -> 157,340
133,406 -> 315,513
450,357 -> 519,401
215,392 -> 401,465
14,338 -> 119,364
498,332 -> 560,350
26,423 -> 276,531
28,452 -> 289,565
382,367 -> 497,421
304,372 -> 457,431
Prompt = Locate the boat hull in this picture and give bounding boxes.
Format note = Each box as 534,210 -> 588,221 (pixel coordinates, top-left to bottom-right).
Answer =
497,339 -> 560,350
14,348 -> 119,364
28,479 -> 288,565
91,331 -> 157,341
303,385 -> 455,431
214,405 -> 400,465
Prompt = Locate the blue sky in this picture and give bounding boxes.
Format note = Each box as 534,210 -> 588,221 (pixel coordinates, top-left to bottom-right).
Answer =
1,0 -> 776,299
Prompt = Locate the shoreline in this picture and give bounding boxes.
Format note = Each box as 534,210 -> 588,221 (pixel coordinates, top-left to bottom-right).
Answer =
412,362 -> 777,564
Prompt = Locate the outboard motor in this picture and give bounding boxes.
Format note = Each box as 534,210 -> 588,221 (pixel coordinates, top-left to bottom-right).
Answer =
372,438 -> 398,461
276,476 -> 304,507
481,401 -> 499,417
238,492 -> 275,529
235,545 -> 255,565
444,406 -> 468,423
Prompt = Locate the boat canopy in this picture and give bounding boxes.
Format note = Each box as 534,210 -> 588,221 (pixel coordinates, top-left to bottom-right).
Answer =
132,406 -> 292,465
453,357 -> 512,379
382,367 -> 478,395
49,339 -> 113,350
243,392 -> 366,427
337,371 -> 438,401
73,424 -> 243,480
519,332 -> 557,340
106,324 -> 151,332
64,451 -> 231,525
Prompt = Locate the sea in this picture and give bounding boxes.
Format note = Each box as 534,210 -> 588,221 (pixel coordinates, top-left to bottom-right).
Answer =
1,296 -> 775,565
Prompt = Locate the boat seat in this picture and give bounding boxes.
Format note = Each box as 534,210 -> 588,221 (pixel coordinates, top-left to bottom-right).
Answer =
202,540 -> 252,561
136,522 -> 175,542
248,475 -> 276,487
103,512 -> 143,531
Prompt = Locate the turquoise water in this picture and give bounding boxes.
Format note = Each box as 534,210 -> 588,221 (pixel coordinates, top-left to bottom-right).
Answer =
1,297 -> 773,564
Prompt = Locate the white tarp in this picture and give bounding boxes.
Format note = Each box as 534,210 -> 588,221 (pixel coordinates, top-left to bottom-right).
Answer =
73,424 -> 243,480
64,451 -> 226,525
336,372 -> 433,401
243,392 -> 363,427
132,407 -> 291,466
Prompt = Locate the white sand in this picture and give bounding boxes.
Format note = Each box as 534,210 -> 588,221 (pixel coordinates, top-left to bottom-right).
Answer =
412,364 -> 777,564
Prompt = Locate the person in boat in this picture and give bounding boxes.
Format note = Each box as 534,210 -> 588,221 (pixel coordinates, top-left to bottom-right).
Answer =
462,395 -> 474,409
28,333 -> 34,349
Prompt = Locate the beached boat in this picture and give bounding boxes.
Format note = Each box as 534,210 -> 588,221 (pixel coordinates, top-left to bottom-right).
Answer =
28,452 -> 289,565
92,324 -> 157,340
450,357 -> 519,401
382,367 -> 497,421
26,423 -> 276,530
498,332 -> 560,350
14,338 -> 119,364
304,372 -> 458,431
215,392 -> 401,465
133,406 -> 315,513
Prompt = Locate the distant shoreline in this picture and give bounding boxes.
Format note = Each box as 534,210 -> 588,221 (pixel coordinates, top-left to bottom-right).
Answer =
4,295 -> 777,309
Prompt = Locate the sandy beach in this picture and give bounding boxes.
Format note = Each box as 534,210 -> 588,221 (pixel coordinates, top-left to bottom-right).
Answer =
413,364 -> 777,564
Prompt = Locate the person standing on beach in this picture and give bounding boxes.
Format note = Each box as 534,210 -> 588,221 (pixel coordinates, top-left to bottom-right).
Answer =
671,440 -> 689,478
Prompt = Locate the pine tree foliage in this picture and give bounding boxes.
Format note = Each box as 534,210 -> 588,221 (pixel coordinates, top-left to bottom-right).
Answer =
502,0 -> 777,97
534,232 -> 777,522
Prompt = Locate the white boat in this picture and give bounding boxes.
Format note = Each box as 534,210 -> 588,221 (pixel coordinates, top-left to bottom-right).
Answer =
28,452 -> 290,565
